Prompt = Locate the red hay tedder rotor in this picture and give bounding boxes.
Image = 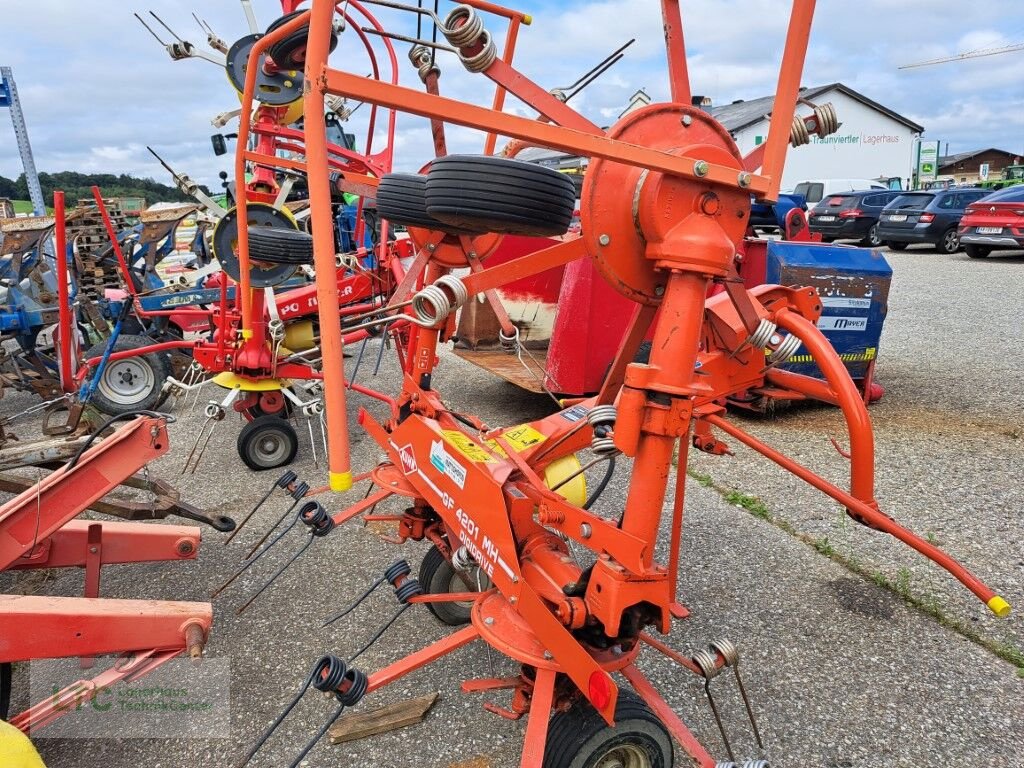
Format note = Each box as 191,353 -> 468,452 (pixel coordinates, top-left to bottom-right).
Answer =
216,1 -> 1012,767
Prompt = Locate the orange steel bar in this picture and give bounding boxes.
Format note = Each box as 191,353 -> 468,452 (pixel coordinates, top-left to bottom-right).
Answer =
520,667 -> 556,768
459,0 -> 531,22
775,308 -> 874,504
758,0 -> 816,201
618,272 -> 708,558
367,624 -> 480,692
460,237 -> 586,297
703,413 -> 1008,615
321,69 -> 772,195
765,367 -> 839,406
483,58 -> 602,134
660,1 -> 691,104
638,633 -> 704,676
306,0 -> 354,490
10,648 -> 178,733
622,665 -> 717,768
53,191 -> 74,393
0,595 -> 212,663
90,187 -> 136,297
8,520 -> 199,570
0,417 -> 167,570
666,434 -> 690,608
234,9 -> 313,337
482,14 -> 523,155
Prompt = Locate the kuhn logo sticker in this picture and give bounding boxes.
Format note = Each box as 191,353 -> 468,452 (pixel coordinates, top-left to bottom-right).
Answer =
398,444 -> 417,474
430,440 -> 467,489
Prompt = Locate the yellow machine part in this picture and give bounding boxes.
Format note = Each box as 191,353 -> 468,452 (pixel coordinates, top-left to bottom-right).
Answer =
231,84 -> 304,126
283,320 -> 315,352
542,454 -> 587,508
0,721 -> 47,768
212,372 -> 287,392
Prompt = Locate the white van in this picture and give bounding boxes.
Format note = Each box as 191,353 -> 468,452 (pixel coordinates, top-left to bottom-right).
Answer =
793,179 -> 887,206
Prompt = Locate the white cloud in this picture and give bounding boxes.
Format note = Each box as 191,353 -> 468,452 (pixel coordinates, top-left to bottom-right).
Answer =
1,0 -> 1022,189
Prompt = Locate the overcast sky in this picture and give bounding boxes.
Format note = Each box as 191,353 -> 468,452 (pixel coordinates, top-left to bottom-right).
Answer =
1,0 -> 1022,189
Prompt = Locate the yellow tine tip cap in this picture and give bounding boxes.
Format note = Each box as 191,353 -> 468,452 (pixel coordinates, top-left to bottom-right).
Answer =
987,595 -> 1011,617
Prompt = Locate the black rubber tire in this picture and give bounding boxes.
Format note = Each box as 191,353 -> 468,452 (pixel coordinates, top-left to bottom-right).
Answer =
544,689 -> 674,768
861,222 -> 882,248
84,334 -> 171,416
419,544 -> 490,626
376,173 -> 467,235
237,415 -> 299,471
885,241 -> 908,251
936,227 -> 960,255
425,155 -> 577,237
965,245 -> 991,259
0,662 -> 10,720
248,226 -> 315,265
266,11 -> 338,68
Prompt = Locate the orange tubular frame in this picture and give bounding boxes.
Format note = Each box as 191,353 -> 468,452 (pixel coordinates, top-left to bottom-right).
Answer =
247,1 -> 1009,766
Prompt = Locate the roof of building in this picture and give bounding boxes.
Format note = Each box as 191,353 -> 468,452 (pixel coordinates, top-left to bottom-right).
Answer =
710,83 -> 924,134
938,148 -> 1020,166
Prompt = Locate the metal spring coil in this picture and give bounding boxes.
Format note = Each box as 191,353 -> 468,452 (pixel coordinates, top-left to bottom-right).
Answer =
748,318 -> 777,350
312,654 -> 349,693
409,44 -> 439,82
395,577 -> 424,603
336,666 -> 368,706
767,333 -> 801,365
789,114 -> 811,147
441,5 -> 496,72
692,647 -> 723,680
384,559 -> 412,584
588,405 -> 618,456
300,501 -> 335,537
709,638 -> 739,667
499,326 -> 519,352
813,102 -> 839,136
451,546 -> 477,572
412,274 -> 468,326
791,102 -> 839,147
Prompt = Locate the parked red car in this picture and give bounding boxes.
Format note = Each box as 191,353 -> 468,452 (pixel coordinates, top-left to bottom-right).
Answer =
958,186 -> 1024,259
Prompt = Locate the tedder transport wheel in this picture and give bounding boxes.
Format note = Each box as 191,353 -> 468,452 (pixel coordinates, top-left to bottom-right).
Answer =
265,10 -> 338,68
543,690 -> 674,768
84,334 -> 171,416
247,226 -> 315,265
424,155 -> 577,237
376,173 -> 469,234
419,544 -> 492,626
237,415 -> 299,471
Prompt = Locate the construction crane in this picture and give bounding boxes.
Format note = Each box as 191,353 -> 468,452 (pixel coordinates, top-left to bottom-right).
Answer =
0,67 -> 45,216
900,42 -> 1024,69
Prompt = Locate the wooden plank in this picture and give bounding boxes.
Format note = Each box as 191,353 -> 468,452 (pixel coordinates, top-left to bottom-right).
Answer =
452,347 -> 549,394
327,692 -> 438,744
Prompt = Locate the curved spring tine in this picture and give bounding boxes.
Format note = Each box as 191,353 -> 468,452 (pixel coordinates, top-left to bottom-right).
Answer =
322,576 -> 387,627
211,512 -> 303,598
236,535 -> 317,614
287,702 -> 347,768
233,667 -> 318,768
348,603 -> 410,662
246,498 -> 304,558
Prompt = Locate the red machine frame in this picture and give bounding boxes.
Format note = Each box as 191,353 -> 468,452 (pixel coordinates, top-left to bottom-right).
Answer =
230,2 -> 1009,766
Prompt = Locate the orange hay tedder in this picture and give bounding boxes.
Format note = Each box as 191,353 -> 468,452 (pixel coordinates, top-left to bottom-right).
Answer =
220,1 -> 1009,767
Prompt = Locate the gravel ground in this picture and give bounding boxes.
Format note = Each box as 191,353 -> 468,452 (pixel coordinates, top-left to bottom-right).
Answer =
3,244 -> 1023,767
